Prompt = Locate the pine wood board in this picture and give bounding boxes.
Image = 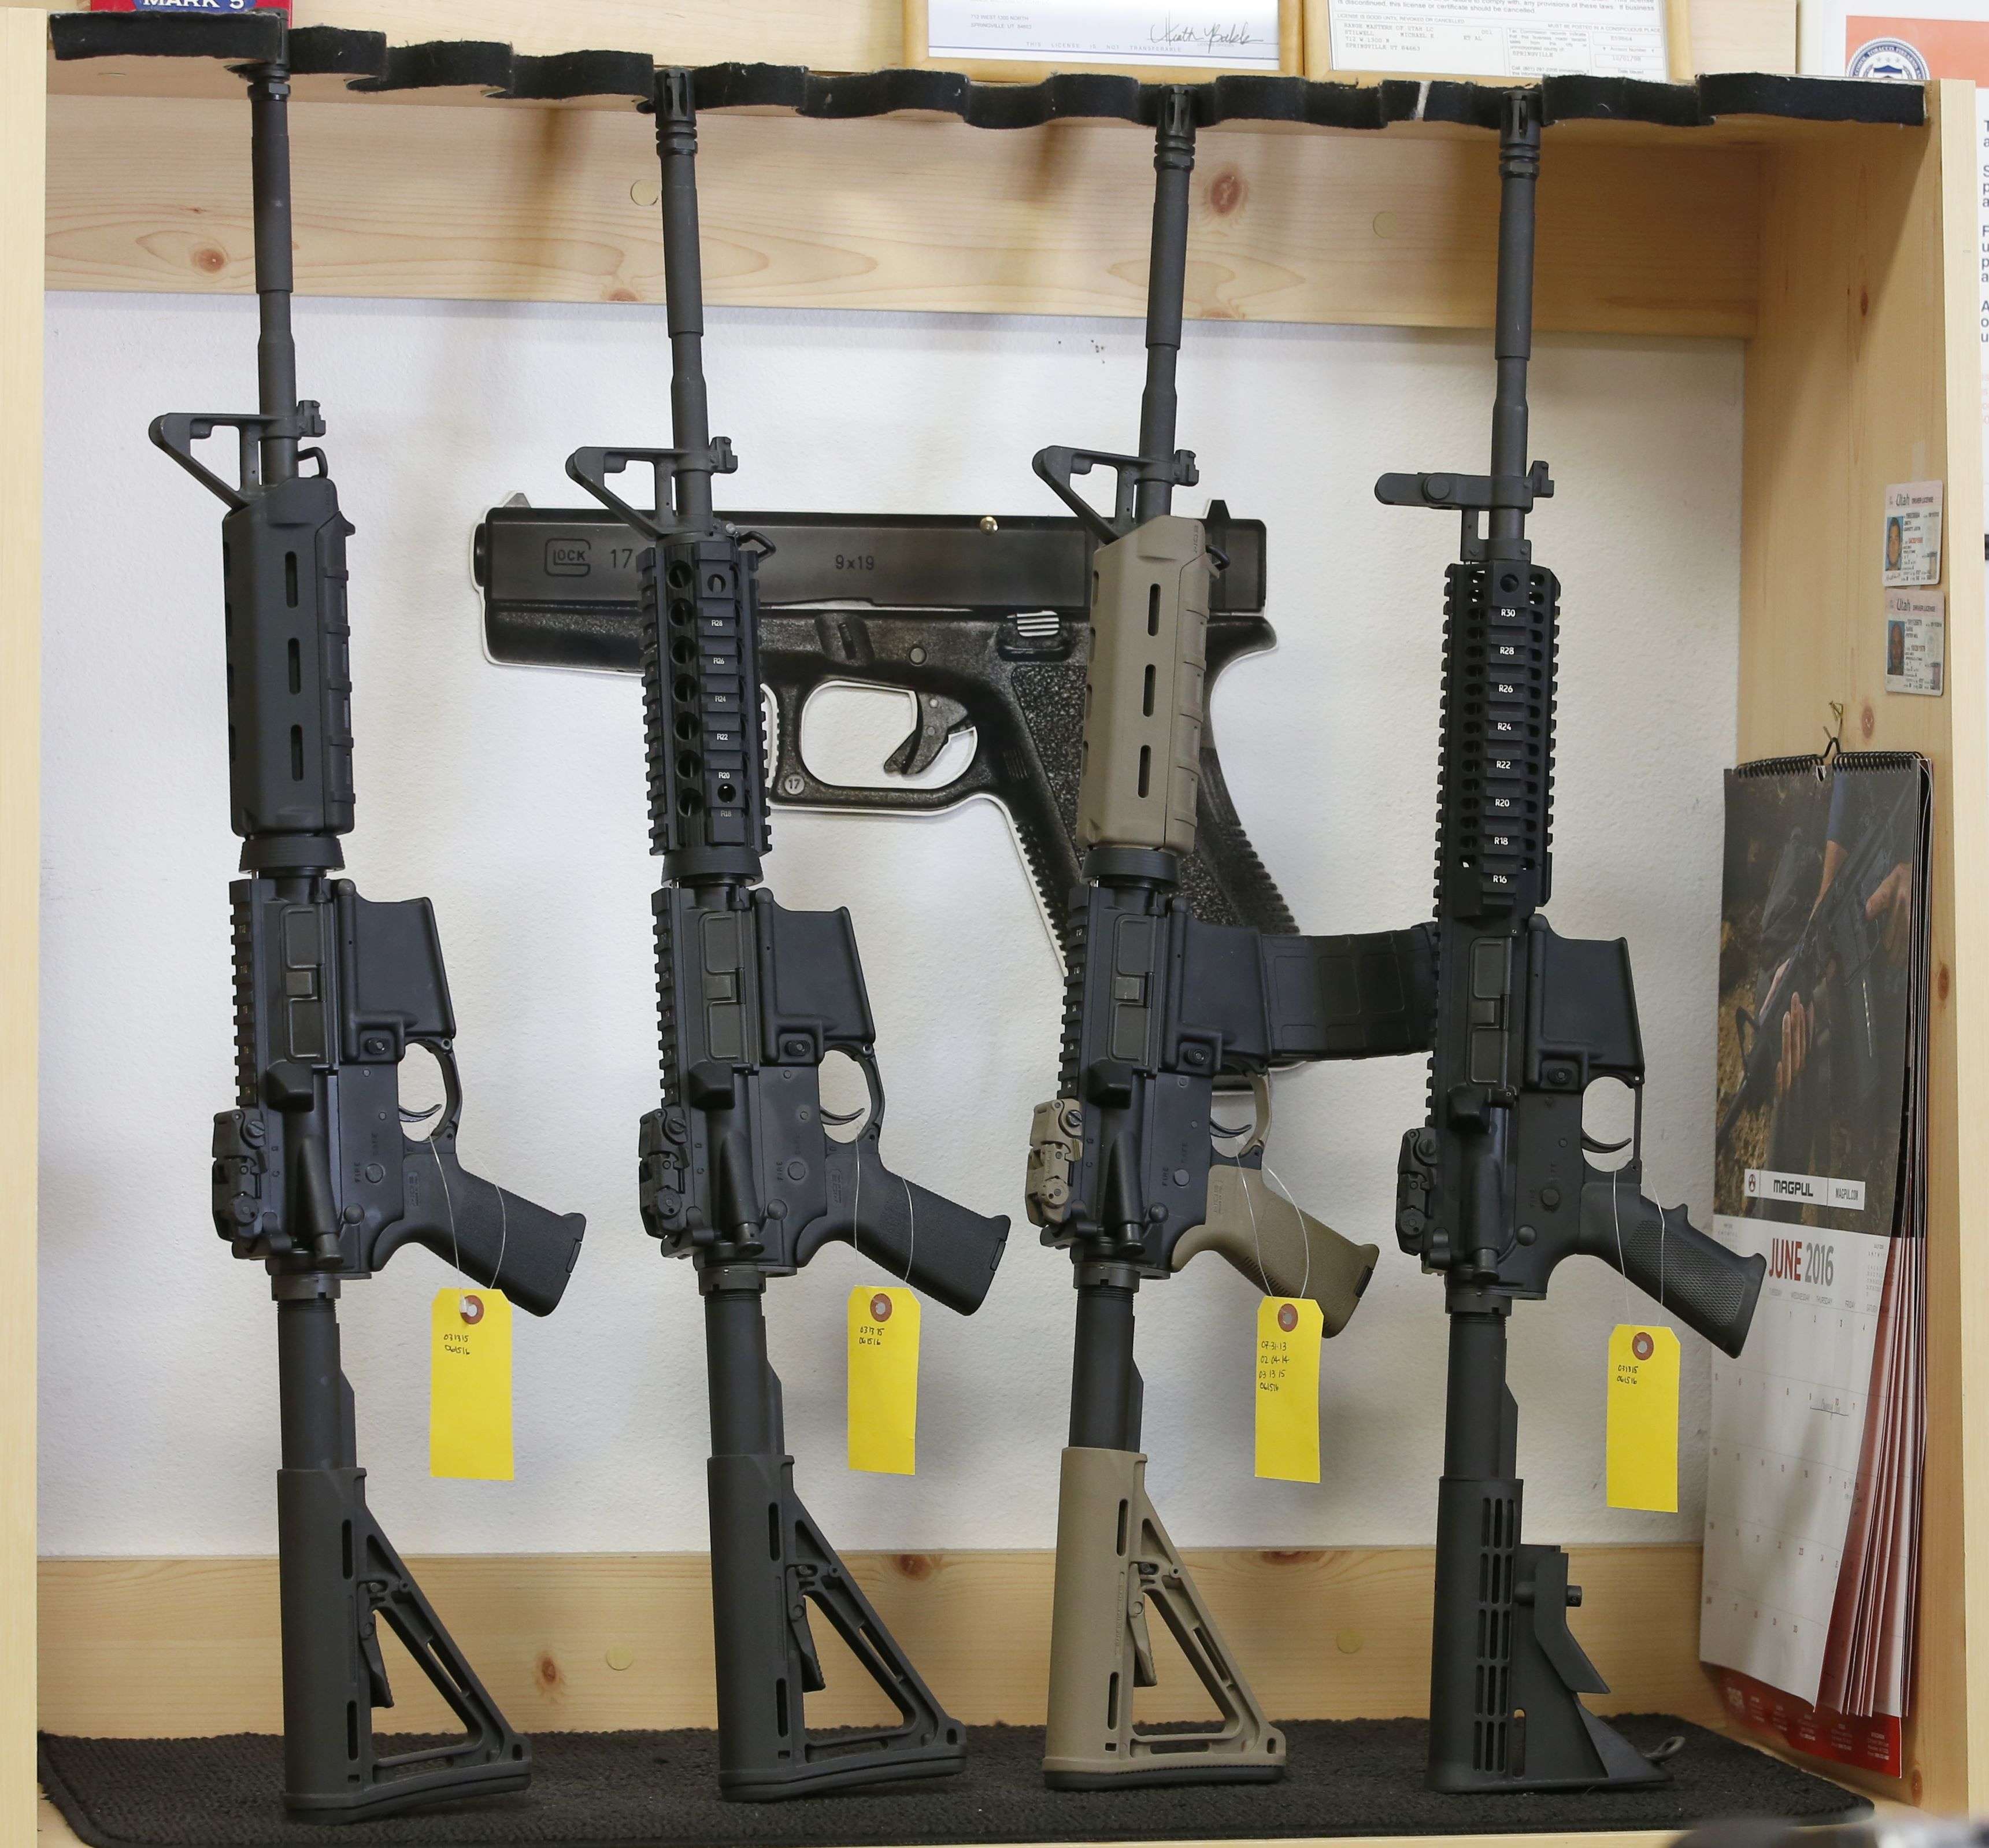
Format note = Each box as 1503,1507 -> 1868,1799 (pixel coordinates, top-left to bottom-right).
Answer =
1733,77 -> 1988,1814
45,94 -> 1762,335
2,14 -> 43,1848
38,1546 -> 1726,1740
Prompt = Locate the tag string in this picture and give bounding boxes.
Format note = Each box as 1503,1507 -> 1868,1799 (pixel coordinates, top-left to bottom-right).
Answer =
1262,1160 -> 1312,1307
431,1140 -> 461,1280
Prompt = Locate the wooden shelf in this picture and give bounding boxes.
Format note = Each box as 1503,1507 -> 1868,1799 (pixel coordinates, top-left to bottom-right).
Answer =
9,5 -> 1985,1844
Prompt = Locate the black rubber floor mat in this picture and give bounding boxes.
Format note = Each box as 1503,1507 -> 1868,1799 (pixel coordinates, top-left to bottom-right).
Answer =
40,1715 -> 1869,1848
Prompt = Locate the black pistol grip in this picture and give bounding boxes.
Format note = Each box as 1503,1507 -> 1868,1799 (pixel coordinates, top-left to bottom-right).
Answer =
394,1136 -> 586,1317
1578,1172 -> 1764,1357
815,1134 -> 1009,1316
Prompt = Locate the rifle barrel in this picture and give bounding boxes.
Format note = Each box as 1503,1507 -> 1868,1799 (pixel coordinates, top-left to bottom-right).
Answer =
1134,90 -> 1195,524
657,70 -> 716,534
1488,94 -> 1539,546
248,66 -> 298,484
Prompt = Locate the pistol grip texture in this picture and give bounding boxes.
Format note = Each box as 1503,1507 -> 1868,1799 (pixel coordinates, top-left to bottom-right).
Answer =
1172,1166 -> 1377,1335
395,1138 -> 585,1317
818,1135 -> 1009,1316
1079,516 -> 1209,857
1579,1172 -> 1764,1357
1044,1447 -> 1283,1788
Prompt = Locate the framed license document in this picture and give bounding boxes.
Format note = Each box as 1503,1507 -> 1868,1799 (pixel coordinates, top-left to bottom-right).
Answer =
905,0 -> 1302,80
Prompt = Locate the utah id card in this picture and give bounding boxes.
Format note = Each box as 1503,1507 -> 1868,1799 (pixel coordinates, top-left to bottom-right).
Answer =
1881,481 -> 1942,587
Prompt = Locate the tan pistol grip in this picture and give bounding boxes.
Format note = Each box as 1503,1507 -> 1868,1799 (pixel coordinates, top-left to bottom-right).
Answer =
1077,515 -> 1210,857
1043,1446 -> 1284,1788
1172,1168 -> 1379,1336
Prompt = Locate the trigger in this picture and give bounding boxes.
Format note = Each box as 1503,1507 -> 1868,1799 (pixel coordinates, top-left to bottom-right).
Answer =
1582,1133 -> 1632,1154
885,694 -> 970,777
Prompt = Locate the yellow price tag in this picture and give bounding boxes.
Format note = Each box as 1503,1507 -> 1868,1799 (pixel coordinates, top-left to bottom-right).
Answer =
847,1286 -> 920,1476
1254,1296 -> 1323,1483
429,1288 -> 513,1481
1605,1323 -> 1679,1512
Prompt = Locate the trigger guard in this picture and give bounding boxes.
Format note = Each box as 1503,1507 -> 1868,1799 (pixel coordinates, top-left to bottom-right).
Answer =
408,1038 -> 465,1145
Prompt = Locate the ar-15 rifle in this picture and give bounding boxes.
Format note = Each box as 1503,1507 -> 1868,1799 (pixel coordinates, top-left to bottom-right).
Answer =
472,502 -> 1290,947
1024,87 -> 1435,1791
564,68 -> 1010,1802
1379,91 -> 1765,1795
147,45 -> 586,1824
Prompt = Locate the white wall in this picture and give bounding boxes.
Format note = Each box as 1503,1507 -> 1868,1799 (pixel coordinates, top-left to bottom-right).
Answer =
38,291 -> 1741,1557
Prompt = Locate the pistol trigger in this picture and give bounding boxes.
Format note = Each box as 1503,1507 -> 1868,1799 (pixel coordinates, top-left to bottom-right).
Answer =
885,694 -> 970,778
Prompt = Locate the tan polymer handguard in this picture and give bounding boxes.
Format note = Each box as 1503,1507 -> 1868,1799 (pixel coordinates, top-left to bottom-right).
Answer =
1171,1076 -> 1379,1335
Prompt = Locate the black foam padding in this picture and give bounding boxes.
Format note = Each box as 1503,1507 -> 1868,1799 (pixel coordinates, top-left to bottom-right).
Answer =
284,28 -> 388,80
345,39 -> 515,95
47,10 -> 280,65
503,51 -> 656,102
40,12 -> 1931,130
1701,70 -> 1928,121
39,1715 -> 1868,1847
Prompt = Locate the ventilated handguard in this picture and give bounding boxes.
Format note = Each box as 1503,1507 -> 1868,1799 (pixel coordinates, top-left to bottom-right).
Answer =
151,409 -> 355,869
1044,1446 -> 1283,1788
1078,515 -> 1209,856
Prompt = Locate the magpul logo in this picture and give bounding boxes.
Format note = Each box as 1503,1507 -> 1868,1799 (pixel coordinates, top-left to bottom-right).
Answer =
545,536 -> 592,578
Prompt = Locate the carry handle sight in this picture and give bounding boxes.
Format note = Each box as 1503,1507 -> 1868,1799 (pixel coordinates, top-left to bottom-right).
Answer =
566,440 -> 736,544
151,406 -> 327,511
1034,445 -> 1198,547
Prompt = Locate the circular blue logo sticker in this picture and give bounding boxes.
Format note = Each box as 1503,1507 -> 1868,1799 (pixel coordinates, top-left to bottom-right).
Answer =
1848,36 -> 1930,80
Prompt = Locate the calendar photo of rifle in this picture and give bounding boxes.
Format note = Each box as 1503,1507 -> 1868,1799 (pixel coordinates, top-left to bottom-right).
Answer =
1702,751 -> 1930,1774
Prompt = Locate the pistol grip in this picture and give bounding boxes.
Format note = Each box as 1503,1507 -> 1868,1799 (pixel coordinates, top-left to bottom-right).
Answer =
1172,1166 -> 1378,1336
1578,1169 -> 1764,1358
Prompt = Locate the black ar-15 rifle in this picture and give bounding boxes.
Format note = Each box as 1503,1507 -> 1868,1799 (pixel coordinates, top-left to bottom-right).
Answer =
149,45 -> 586,1823
1379,91 -> 1765,1794
472,503 -> 1290,946
1024,87 -> 1435,1791
565,68 -> 1010,1802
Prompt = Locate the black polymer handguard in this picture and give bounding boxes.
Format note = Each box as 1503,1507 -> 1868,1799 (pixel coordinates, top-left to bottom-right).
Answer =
153,407 -> 355,866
